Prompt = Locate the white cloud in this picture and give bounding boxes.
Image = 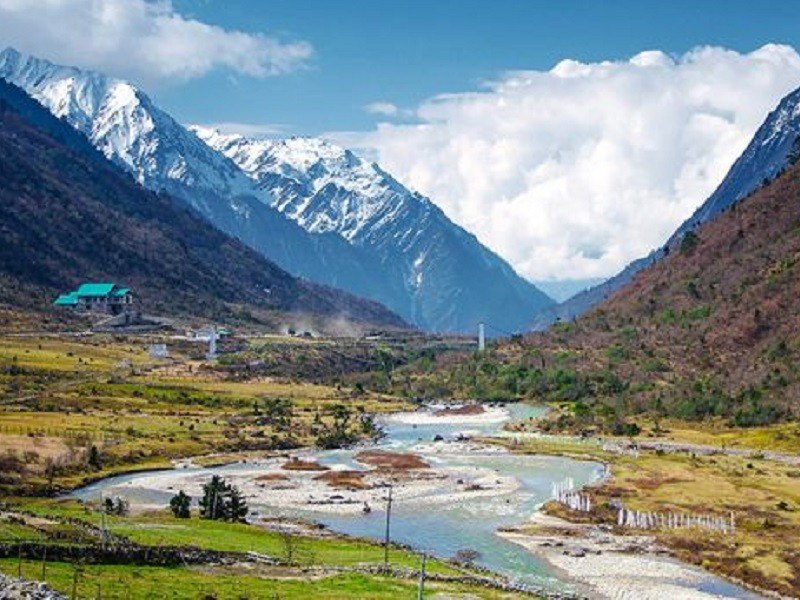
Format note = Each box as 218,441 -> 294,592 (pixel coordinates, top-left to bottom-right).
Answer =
0,0 -> 313,84
364,102 -> 399,116
335,45 -> 800,281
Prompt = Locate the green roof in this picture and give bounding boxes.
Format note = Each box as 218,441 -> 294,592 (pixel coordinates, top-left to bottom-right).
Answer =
54,292 -> 79,306
54,282 -> 131,306
75,283 -> 117,297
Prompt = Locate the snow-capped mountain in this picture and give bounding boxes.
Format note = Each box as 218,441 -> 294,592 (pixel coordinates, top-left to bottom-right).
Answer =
531,84 -> 800,330
0,47 -> 252,208
0,47 -> 553,332
192,128 -> 554,332
0,47 -> 397,311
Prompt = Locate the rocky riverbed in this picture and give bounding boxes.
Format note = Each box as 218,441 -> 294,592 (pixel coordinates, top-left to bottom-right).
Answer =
500,513 -> 764,600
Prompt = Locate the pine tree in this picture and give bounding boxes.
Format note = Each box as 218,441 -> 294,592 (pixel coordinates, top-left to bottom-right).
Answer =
169,490 -> 192,518
227,486 -> 249,522
199,475 -> 226,520
198,475 -> 247,521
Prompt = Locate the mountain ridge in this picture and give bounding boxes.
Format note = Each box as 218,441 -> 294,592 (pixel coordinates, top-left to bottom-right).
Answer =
191,127 -> 554,333
0,77 -> 406,329
1,47 -> 553,334
531,84 -> 800,330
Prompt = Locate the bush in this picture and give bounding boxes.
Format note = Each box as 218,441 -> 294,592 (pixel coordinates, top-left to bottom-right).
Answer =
680,230 -> 699,254
87,445 -> 102,470
104,496 -> 129,516
611,421 -> 640,437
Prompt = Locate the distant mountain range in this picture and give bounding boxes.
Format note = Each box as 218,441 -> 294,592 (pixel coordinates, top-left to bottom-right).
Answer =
0,76 -> 405,329
0,47 -> 553,333
531,84 -> 800,330
192,128 -> 553,333
532,278 -> 606,303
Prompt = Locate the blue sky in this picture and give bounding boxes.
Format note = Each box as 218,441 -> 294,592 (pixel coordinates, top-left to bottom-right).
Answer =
159,0 -> 800,135
3,0 -> 800,281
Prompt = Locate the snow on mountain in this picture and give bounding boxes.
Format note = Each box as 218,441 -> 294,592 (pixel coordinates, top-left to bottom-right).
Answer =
531,84 -> 800,330
0,47 -> 391,312
0,47 -> 253,210
192,129 -> 397,241
192,127 -> 554,333
0,47 -> 552,332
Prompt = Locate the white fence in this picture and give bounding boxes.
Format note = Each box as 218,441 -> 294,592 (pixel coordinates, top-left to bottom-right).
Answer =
551,478 -> 592,512
617,508 -> 735,533
551,477 -> 735,534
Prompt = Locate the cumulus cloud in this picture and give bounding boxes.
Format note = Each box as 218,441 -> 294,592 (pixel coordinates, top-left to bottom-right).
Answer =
336,45 -> 800,281
364,102 -> 400,116
0,0 -> 313,84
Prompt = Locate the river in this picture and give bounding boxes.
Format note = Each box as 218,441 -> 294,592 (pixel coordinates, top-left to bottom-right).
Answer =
72,403 -> 761,598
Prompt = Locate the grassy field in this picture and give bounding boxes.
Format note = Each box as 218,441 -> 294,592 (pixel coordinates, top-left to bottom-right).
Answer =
1,497 -> 461,576
0,559 -> 531,599
0,497 -> 528,599
638,418 -> 800,454
0,333 -> 413,495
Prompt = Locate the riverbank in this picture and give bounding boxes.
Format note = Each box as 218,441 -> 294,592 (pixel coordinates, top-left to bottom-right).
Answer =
493,430 -> 799,599
500,513 -> 761,600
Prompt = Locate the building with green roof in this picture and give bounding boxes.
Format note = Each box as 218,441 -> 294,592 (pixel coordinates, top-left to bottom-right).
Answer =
54,282 -> 133,315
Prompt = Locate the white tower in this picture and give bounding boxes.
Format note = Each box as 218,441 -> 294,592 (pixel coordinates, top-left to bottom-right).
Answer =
206,327 -> 217,360
478,322 -> 485,352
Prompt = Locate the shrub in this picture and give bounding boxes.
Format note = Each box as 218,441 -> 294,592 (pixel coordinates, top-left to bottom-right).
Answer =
680,230 -> 699,254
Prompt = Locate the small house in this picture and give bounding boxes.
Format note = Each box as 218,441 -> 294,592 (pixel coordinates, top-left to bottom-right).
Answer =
54,282 -> 133,315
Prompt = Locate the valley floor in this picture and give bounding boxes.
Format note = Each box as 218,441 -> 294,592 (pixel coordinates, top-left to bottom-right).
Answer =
1,330 -> 798,598
0,331 -> 537,599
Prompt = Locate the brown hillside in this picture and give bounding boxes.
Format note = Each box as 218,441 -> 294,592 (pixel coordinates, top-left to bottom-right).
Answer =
378,159 -> 800,428
0,79 -> 406,330
565,157 -> 800,419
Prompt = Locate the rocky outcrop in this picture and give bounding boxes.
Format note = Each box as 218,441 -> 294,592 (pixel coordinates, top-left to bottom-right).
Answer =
0,574 -> 66,600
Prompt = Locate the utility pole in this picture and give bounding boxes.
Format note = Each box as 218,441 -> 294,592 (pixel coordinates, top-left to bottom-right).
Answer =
101,508 -> 107,552
417,552 -> 427,599
71,568 -> 79,600
383,484 -> 393,570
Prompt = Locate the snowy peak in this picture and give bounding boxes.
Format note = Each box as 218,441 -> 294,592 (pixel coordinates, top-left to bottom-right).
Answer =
0,47 -> 258,208
670,85 -> 800,241
192,126 -> 426,242
0,47 -> 117,134
761,87 -> 800,146
194,126 -> 554,331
